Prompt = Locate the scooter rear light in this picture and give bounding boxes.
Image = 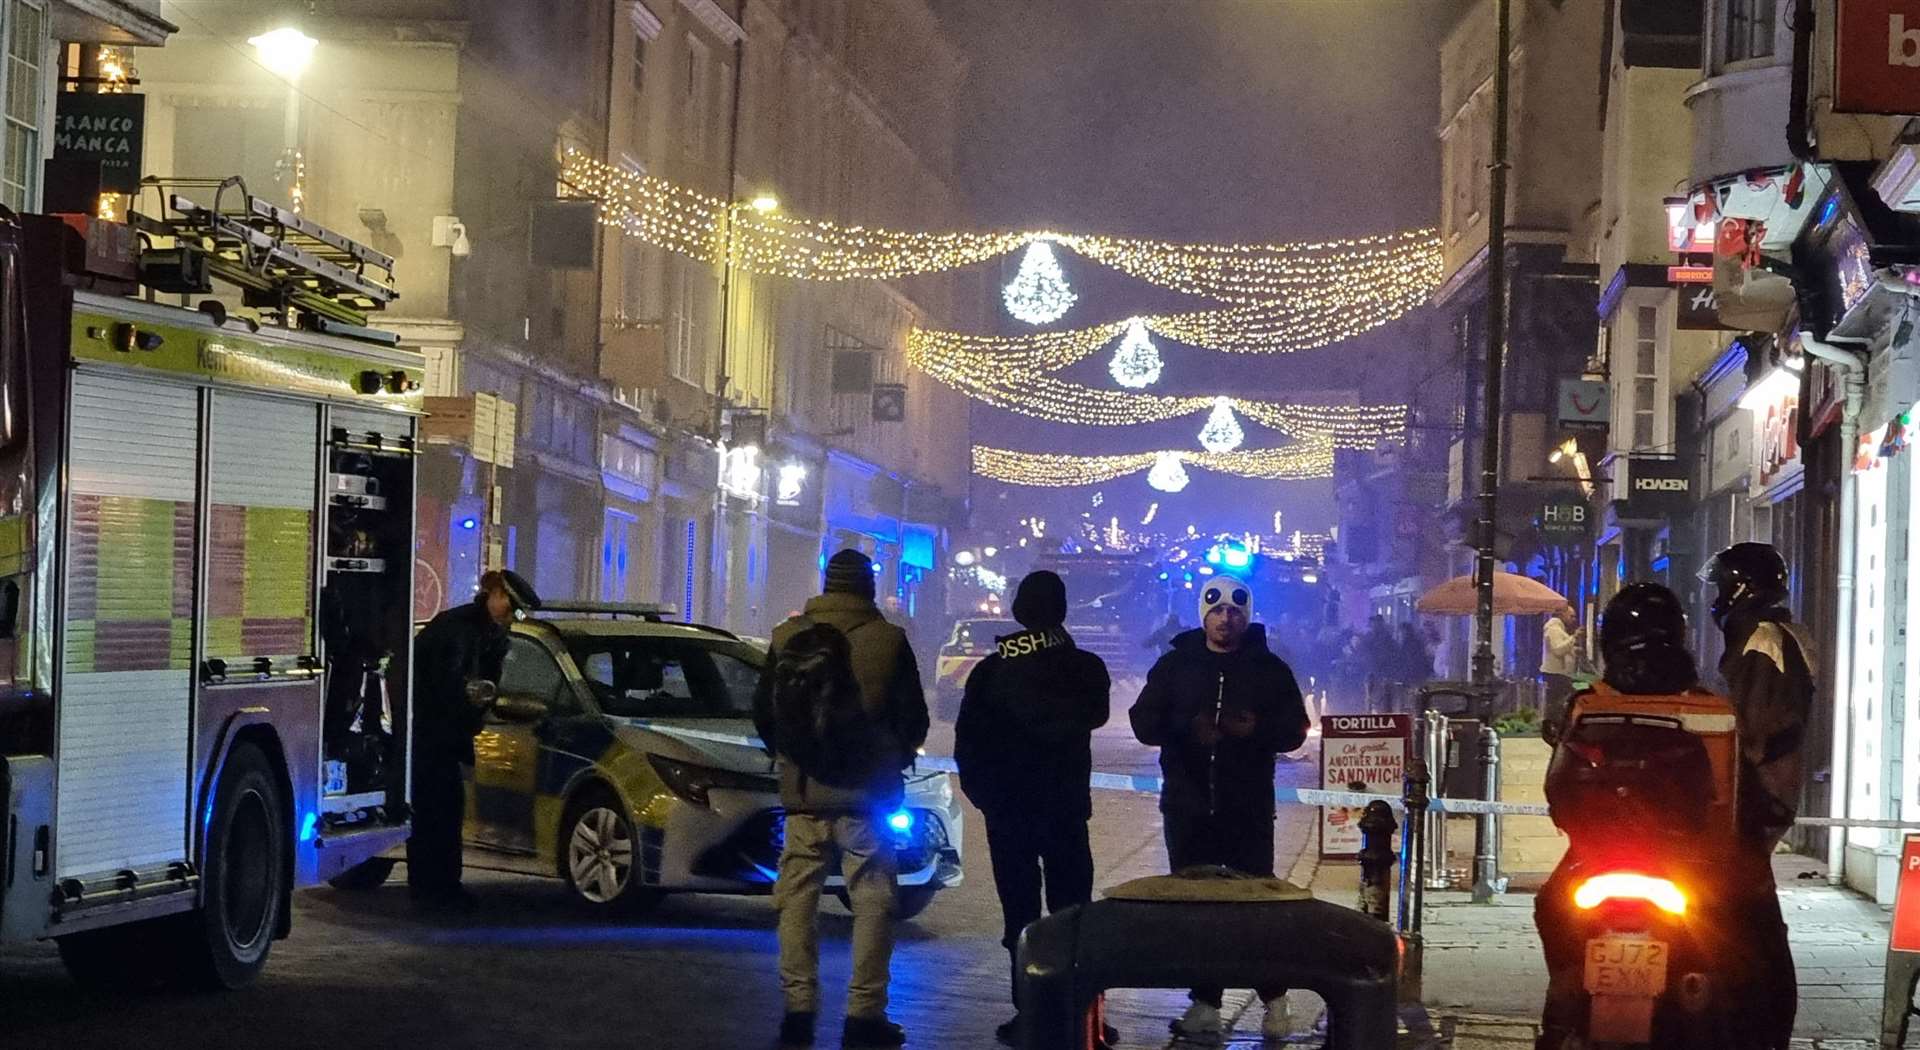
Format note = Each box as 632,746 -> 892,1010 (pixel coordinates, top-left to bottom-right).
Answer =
1573,872 -> 1687,915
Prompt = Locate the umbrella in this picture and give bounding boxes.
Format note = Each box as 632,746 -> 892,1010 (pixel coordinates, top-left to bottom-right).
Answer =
1414,571 -> 1568,617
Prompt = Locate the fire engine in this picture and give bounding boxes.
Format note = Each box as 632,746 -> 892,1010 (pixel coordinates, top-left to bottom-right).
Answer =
0,177 -> 421,988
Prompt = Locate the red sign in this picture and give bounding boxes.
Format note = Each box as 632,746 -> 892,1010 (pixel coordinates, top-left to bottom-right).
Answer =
1667,265 -> 1714,284
1892,835 -> 1920,951
1757,396 -> 1801,488
1836,0 -> 1920,115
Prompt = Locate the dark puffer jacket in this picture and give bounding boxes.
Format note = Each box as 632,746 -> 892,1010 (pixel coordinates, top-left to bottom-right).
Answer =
411,601 -> 509,764
1128,624 -> 1309,821
954,626 -> 1111,820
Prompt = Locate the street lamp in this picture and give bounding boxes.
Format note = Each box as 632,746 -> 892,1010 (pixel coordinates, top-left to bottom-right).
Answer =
248,27 -> 317,80
749,193 -> 780,215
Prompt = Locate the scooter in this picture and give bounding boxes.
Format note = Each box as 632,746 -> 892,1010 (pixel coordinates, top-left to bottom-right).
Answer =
1538,689 -> 1767,1049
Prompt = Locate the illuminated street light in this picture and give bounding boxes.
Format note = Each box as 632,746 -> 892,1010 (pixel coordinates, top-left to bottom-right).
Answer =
749,193 -> 780,214
248,27 -> 318,79
982,546 -> 998,557
954,550 -> 977,567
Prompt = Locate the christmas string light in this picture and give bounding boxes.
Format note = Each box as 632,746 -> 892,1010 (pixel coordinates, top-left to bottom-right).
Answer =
904,355 -> 1407,448
560,151 -> 1441,306
973,438 -> 1337,487
1108,319 -> 1164,389
1003,240 -> 1077,324
1197,397 -> 1246,453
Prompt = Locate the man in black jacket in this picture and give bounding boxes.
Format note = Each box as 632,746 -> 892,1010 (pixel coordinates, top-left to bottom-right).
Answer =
1702,543 -> 1810,1049
407,570 -> 537,911
1130,575 -> 1310,1040
955,571 -> 1111,1046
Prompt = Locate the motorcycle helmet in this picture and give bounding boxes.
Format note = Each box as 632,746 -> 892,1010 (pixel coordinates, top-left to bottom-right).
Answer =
1597,583 -> 1699,694
1699,542 -> 1789,628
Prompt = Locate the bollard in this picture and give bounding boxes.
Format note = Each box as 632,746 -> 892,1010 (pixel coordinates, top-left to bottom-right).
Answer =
1357,800 -> 1397,922
1398,751 -> 1430,1004
1471,725 -> 1505,902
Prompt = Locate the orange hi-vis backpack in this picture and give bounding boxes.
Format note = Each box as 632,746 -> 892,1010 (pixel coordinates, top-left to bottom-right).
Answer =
1548,683 -> 1742,845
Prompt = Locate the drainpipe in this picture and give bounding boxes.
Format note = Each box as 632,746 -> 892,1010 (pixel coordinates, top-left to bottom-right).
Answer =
1801,330 -> 1867,885
1787,0 -> 1816,161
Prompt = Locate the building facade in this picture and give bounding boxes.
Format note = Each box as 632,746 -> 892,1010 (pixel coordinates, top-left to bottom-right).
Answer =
118,0 -> 970,646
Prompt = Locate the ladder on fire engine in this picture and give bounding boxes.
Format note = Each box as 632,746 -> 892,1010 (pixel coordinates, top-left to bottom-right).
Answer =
126,175 -> 399,341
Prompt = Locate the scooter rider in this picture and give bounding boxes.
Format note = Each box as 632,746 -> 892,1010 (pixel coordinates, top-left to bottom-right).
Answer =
1534,583 -> 1709,1050
1702,542 -> 1810,1048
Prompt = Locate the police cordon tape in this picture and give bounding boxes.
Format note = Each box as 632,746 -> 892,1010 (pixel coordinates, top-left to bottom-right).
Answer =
633,722 -> 1920,829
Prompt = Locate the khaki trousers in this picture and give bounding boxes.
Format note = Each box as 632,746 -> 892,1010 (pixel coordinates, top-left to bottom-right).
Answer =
774,810 -> 899,1017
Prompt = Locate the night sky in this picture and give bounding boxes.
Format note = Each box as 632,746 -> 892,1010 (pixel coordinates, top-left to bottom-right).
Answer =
928,0 -> 1468,539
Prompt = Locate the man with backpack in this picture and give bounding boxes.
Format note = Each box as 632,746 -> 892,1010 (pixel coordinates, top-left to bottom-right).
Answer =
753,549 -> 929,1049
954,570 -> 1112,1046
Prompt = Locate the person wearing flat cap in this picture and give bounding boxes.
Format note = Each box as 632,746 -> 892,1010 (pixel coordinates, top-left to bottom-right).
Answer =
408,569 -> 539,912
1129,575 -> 1311,1040
954,570 -> 1112,1046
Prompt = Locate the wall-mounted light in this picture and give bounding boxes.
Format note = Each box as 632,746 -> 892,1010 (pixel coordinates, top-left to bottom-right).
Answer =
432,215 -> 471,258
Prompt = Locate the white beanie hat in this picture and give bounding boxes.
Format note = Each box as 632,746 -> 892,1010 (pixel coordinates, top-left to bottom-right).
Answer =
1199,575 -> 1252,621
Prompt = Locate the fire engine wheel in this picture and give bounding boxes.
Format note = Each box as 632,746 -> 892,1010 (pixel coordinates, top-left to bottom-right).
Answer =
560,787 -> 660,916
177,742 -> 286,989
327,856 -> 398,891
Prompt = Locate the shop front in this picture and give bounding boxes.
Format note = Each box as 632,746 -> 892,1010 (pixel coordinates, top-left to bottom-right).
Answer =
766,439 -> 826,628
1793,165 -> 1920,898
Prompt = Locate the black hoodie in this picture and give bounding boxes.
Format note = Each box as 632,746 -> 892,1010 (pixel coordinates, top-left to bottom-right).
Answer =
954,624 -> 1111,821
1129,623 -> 1309,821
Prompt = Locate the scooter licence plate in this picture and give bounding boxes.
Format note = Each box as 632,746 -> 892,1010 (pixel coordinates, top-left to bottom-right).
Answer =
1584,935 -> 1668,997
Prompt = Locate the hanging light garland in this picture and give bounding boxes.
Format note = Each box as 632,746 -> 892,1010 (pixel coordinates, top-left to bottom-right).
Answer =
1003,240 -> 1077,324
1108,318 -> 1164,389
1197,397 -> 1246,453
560,151 -> 1440,304
973,438 -> 1338,487
903,352 -> 1408,448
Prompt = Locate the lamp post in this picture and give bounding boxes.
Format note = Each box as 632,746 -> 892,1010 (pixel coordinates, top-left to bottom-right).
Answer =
1471,0 -> 1512,687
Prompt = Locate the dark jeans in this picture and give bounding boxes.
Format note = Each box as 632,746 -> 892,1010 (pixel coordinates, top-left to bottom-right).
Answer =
407,746 -> 467,896
1164,809 -> 1285,1007
1534,858 -> 1795,1050
986,812 -> 1095,1008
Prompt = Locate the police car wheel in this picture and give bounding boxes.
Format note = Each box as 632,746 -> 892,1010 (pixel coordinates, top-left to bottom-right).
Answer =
561,788 -> 660,914
829,885 -> 937,920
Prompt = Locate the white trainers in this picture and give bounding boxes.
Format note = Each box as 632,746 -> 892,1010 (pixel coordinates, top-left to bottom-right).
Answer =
1261,994 -> 1292,1039
1170,999 -> 1221,1039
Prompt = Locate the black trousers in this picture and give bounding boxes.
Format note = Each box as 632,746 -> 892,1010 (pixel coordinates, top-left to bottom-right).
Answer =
407,745 -> 467,896
985,811 -> 1095,1007
1534,858 -> 1795,1050
1164,809 -> 1286,1007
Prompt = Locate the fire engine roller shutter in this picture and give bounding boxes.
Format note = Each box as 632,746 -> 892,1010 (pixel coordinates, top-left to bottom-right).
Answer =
57,374 -> 199,880
206,392 -> 318,664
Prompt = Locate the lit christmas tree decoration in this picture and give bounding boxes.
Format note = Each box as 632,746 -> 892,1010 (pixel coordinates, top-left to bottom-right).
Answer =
1002,240 -> 1078,324
1108,319 -> 1164,389
1197,396 -> 1245,453
1147,452 -> 1190,493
